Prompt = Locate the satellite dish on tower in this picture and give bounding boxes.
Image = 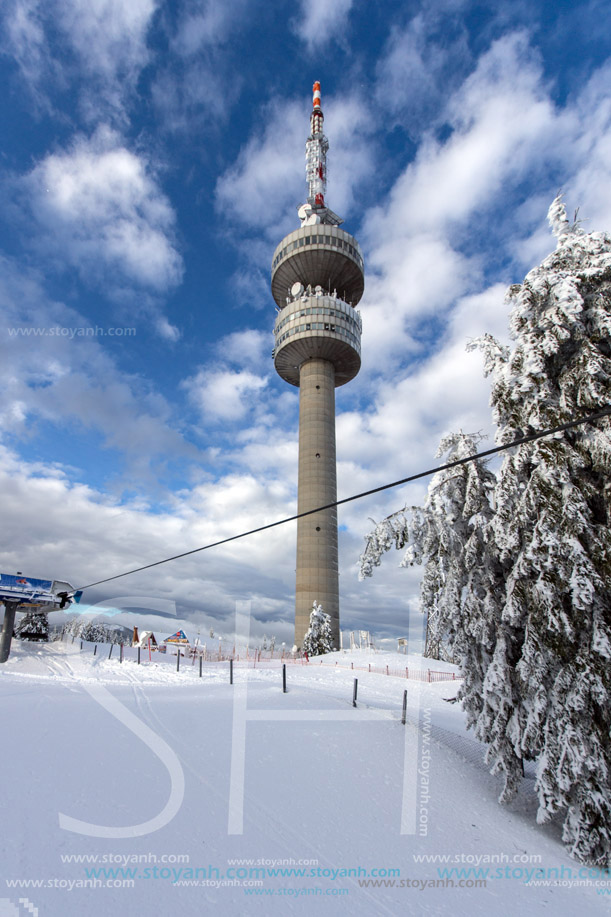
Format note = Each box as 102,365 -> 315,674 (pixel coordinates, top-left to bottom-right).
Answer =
298,203 -> 320,225
291,282 -> 304,298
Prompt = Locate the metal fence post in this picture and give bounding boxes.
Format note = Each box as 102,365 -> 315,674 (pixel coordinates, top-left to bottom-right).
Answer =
352,678 -> 358,708
402,689 -> 407,725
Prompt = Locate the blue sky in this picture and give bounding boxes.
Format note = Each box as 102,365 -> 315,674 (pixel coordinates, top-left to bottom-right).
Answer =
1,0 -> 611,646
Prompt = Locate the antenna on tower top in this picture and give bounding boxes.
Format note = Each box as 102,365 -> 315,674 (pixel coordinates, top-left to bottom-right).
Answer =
298,81 -> 343,227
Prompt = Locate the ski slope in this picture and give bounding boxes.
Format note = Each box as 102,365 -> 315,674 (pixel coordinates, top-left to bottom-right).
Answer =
0,640 -> 608,917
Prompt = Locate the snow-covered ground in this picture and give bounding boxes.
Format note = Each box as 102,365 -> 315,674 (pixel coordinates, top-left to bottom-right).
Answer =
0,639 -> 609,917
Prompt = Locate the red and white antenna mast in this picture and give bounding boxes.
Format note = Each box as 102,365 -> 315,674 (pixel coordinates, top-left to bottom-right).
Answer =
299,81 -> 342,226
306,81 -> 327,208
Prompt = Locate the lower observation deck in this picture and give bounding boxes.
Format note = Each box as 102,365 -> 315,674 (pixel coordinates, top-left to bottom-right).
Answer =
273,291 -> 361,387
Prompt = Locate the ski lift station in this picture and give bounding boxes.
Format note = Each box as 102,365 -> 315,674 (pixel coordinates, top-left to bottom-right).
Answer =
0,571 -> 79,663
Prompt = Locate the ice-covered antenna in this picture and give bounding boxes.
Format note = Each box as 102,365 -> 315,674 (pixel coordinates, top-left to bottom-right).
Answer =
299,82 -> 342,227
306,80 -> 328,208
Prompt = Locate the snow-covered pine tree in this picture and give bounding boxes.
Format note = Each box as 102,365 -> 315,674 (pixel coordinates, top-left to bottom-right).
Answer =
76,620 -> 124,644
80,620 -> 103,643
301,601 -> 334,656
359,432 -> 497,665
469,195 -> 611,865
15,610 -> 49,641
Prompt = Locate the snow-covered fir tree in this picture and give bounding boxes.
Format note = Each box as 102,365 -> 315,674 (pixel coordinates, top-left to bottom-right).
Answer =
359,196 -> 611,865
467,195 -> 611,866
80,620 -> 113,643
60,617 -> 127,644
15,611 -> 49,641
359,432 -> 497,664
301,602 -> 334,656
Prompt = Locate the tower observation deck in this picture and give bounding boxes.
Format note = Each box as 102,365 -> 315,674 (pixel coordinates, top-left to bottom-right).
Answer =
271,82 -> 364,649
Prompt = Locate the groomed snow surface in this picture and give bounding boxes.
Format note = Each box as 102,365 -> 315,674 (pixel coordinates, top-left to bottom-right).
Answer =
0,639 -> 609,917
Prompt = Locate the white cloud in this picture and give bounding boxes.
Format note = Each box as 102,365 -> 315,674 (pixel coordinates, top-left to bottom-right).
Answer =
217,328 -> 271,368
337,283 -> 510,489
463,49 -> 611,274
375,10 -> 471,134
292,0 -> 353,51
172,0 -> 249,55
215,100 -> 305,236
322,95 -> 377,219
22,126 -> 183,293
0,257 -> 197,488
184,367 -> 269,422
155,316 -> 181,342
355,32 -> 561,371
2,1 -> 57,108
57,0 -> 156,79
360,233 -> 475,372
151,0 -> 250,132
2,0 -> 157,122
370,33 -> 555,240
563,61 -> 611,234
152,60 -> 240,131
0,443 -> 298,641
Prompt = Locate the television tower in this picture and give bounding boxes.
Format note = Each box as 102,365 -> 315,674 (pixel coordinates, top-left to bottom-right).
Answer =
271,82 -> 364,649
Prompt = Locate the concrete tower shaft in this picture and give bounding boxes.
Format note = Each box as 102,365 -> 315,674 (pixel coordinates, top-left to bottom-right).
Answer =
271,82 -> 364,649
295,359 -> 339,646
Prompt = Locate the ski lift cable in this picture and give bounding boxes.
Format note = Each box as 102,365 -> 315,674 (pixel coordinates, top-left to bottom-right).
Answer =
74,407 -> 611,592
